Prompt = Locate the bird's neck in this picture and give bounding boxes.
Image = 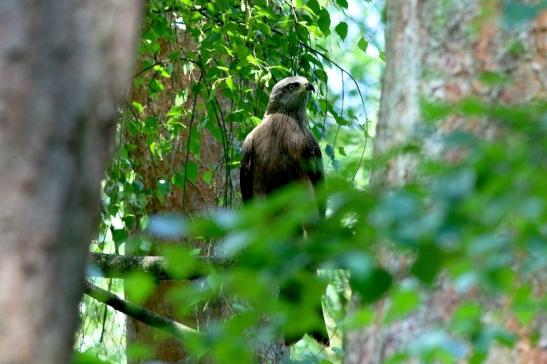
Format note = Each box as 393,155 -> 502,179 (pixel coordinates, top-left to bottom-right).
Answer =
265,107 -> 308,129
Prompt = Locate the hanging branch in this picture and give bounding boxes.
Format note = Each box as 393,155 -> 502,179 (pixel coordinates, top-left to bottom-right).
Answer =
84,281 -> 197,340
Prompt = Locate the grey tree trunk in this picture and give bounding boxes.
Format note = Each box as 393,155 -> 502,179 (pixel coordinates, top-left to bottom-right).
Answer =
346,1 -> 546,363
0,1 -> 143,363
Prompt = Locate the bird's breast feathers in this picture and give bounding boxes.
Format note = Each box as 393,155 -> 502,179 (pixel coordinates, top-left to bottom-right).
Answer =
253,113 -> 308,155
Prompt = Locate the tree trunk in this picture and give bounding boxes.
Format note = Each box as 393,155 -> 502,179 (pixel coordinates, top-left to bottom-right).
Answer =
346,1 -> 546,363
0,1 -> 142,363
122,24 -> 228,363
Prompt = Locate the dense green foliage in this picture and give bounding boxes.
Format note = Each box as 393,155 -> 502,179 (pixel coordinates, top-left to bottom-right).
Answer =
77,0 -> 546,363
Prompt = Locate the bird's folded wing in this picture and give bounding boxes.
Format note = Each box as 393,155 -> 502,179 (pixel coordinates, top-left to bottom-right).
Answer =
240,139 -> 254,202
304,138 -> 325,218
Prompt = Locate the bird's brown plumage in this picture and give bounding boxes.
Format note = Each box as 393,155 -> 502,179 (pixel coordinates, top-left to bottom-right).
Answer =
239,76 -> 329,346
240,76 -> 324,216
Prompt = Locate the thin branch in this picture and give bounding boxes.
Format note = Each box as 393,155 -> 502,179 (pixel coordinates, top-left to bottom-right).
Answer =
98,278 -> 112,343
84,281 -> 197,340
181,74 -> 204,210
296,40 -> 369,123
195,61 -> 234,207
132,60 -> 165,78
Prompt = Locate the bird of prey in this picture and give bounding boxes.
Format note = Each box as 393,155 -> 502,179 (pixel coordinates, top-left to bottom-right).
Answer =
240,76 -> 324,213
239,76 -> 328,346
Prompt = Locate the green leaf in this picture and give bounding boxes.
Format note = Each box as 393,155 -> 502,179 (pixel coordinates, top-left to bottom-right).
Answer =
250,116 -> 262,126
317,8 -> 331,36
325,144 -> 334,158
226,76 -> 235,91
350,267 -> 393,303
72,351 -> 112,364
126,344 -> 153,363
125,272 -> 156,305
305,0 -> 321,15
132,101 -> 144,114
246,54 -> 260,66
254,20 -> 272,37
203,170 -> 214,185
385,289 -> 420,323
174,91 -> 187,106
161,245 -> 197,278
171,172 -> 185,188
186,161 -> 198,183
139,215 -> 149,231
153,64 -> 170,78
358,37 -> 368,53
421,99 -> 452,122
412,245 -> 442,285
460,97 -> 488,116
150,78 -> 164,95
342,252 -> 393,302
112,228 -> 128,244
502,2 -> 544,27
343,307 -> 375,330
335,22 -> 348,40
335,0 -> 348,9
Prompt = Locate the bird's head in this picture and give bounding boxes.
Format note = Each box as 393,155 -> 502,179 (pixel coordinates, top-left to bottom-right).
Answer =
266,76 -> 314,115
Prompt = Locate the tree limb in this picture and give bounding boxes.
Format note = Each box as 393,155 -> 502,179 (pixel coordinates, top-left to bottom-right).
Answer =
84,281 -> 197,339
88,252 -> 227,281
89,252 -> 172,280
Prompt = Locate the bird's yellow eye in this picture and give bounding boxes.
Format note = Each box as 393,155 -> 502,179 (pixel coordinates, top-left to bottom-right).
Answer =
288,84 -> 296,91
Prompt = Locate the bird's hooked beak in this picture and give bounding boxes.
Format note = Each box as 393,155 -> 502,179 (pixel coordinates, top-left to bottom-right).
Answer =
306,83 -> 315,92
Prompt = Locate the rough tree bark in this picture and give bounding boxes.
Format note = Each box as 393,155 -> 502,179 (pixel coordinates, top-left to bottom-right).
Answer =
346,1 -> 546,363
0,1 -> 143,363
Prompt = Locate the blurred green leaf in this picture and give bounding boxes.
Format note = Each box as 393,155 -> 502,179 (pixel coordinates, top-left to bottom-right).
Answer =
335,22 -> 348,40
502,1 -> 546,27
384,288 -> 420,323
358,38 -> 368,53
72,351 -> 112,364
411,245 -> 442,285
124,272 -> 156,305
350,266 -> 393,303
